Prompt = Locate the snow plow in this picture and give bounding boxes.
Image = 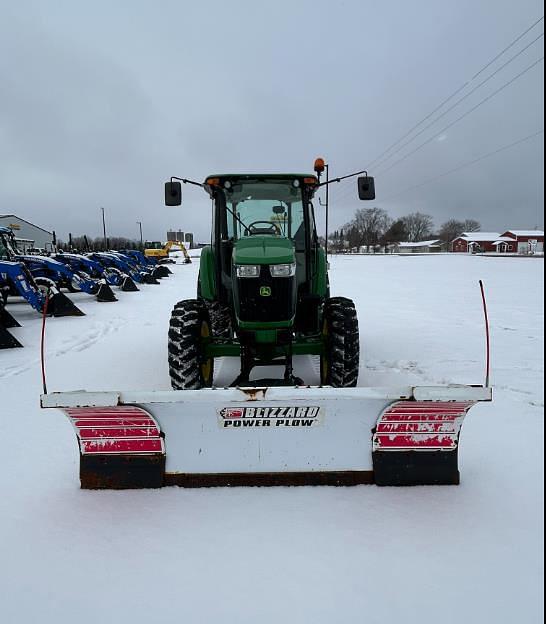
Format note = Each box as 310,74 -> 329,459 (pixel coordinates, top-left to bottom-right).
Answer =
40,162 -> 493,488
41,385 -> 492,489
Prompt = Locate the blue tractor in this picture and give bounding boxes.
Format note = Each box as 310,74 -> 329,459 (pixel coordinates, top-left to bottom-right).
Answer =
52,252 -> 139,292
0,259 -> 85,348
0,227 -> 117,303
122,250 -> 172,278
88,252 -> 160,285
110,251 -> 166,281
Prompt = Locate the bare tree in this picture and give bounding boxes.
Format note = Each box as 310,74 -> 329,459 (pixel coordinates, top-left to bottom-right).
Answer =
439,219 -> 465,243
462,219 -> 481,233
380,219 -> 408,251
401,212 -> 434,242
353,207 -> 391,251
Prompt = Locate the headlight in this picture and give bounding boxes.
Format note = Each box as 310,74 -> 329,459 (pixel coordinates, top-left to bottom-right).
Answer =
236,265 -> 260,278
270,263 -> 296,278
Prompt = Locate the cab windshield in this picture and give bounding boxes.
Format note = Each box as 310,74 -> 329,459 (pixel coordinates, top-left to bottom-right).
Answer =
223,179 -> 305,246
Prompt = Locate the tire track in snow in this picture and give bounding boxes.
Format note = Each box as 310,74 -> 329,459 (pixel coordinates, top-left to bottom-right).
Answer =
0,318 -> 123,379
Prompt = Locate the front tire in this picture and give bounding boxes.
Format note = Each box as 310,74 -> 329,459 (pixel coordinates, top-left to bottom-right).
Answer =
320,297 -> 360,388
168,299 -> 214,390
205,301 -> 232,339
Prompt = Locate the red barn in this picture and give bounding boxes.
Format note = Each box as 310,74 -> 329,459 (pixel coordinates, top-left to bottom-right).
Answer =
501,230 -> 544,255
451,233 -> 513,253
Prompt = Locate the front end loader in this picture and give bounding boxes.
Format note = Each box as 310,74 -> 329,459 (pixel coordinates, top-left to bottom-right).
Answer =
0,226 -> 117,302
53,252 -> 139,292
0,259 -> 84,331
88,252 -> 160,285
40,161 -> 492,488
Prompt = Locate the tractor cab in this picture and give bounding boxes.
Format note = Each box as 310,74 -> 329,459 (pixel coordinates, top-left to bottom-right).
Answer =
204,175 -> 321,316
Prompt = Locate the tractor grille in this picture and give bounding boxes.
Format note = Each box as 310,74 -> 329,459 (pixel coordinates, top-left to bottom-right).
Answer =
237,270 -> 296,323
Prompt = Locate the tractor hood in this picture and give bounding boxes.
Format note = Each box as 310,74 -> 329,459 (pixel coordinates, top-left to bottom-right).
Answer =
233,236 -> 295,265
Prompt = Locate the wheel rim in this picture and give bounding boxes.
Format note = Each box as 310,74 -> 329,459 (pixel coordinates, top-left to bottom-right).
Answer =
321,318 -> 330,384
200,321 -> 213,384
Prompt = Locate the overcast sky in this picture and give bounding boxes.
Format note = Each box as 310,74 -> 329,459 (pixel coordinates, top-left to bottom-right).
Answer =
0,0 -> 544,243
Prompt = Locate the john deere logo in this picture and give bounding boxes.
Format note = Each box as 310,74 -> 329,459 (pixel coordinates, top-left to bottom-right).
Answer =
260,286 -> 272,297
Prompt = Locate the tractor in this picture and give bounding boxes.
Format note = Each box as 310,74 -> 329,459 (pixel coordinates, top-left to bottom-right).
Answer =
164,164 -> 376,389
40,164 -> 493,489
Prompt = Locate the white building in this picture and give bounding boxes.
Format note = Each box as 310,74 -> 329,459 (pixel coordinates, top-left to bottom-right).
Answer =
397,240 -> 445,254
0,215 -> 54,250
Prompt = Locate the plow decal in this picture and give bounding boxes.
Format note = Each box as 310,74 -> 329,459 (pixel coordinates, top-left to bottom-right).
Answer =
219,406 -> 323,429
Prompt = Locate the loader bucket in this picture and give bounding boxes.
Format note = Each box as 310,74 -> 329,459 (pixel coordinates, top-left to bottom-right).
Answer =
151,267 -> 165,280
96,281 -> 118,303
1,306 -> 21,329
142,273 -> 160,285
0,304 -> 23,349
41,385 -> 492,490
48,291 -> 86,317
0,324 -> 23,349
154,266 -> 172,278
121,275 -> 139,292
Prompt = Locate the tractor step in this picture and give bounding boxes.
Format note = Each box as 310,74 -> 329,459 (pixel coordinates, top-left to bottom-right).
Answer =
231,377 -> 305,388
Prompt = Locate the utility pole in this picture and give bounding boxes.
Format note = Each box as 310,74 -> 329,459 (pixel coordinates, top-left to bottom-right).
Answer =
137,221 -> 143,249
101,207 -> 107,251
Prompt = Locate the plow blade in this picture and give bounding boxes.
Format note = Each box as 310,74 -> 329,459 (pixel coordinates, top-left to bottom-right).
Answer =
41,385 -> 492,490
96,281 -> 118,303
48,291 -> 86,317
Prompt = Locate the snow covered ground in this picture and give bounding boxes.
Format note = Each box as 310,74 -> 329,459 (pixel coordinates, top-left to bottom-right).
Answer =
1,255 -> 543,623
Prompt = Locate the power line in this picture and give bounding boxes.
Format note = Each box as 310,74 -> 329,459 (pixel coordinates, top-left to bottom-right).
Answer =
378,130 -> 544,202
333,54 -> 544,205
371,32 -> 544,173
472,15 -> 544,80
375,56 -> 544,178
364,15 -> 544,170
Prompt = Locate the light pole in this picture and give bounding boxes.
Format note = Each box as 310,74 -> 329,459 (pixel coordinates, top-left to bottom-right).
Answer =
137,221 -> 143,249
100,207 -> 107,250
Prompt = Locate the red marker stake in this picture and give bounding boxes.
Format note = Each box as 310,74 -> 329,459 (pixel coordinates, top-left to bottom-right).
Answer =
479,280 -> 491,388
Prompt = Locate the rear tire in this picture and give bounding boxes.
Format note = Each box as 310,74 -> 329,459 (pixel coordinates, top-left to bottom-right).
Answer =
320,297 -> 360,388
168,299 -> 214,390
33,277 -> 58,295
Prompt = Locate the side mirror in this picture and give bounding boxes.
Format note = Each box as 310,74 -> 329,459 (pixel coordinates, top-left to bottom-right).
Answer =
273,206 -> 286,215
358,176 -> 376,201
165,181 -> 182,206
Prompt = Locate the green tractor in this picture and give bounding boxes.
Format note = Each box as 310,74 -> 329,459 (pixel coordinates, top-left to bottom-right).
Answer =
165,163 -> 375,389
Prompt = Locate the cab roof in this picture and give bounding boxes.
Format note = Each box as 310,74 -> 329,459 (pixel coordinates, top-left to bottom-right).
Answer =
204,173 -> 318,182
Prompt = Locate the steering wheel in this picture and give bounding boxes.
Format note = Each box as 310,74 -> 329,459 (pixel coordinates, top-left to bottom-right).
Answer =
245,221 -> 282,236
